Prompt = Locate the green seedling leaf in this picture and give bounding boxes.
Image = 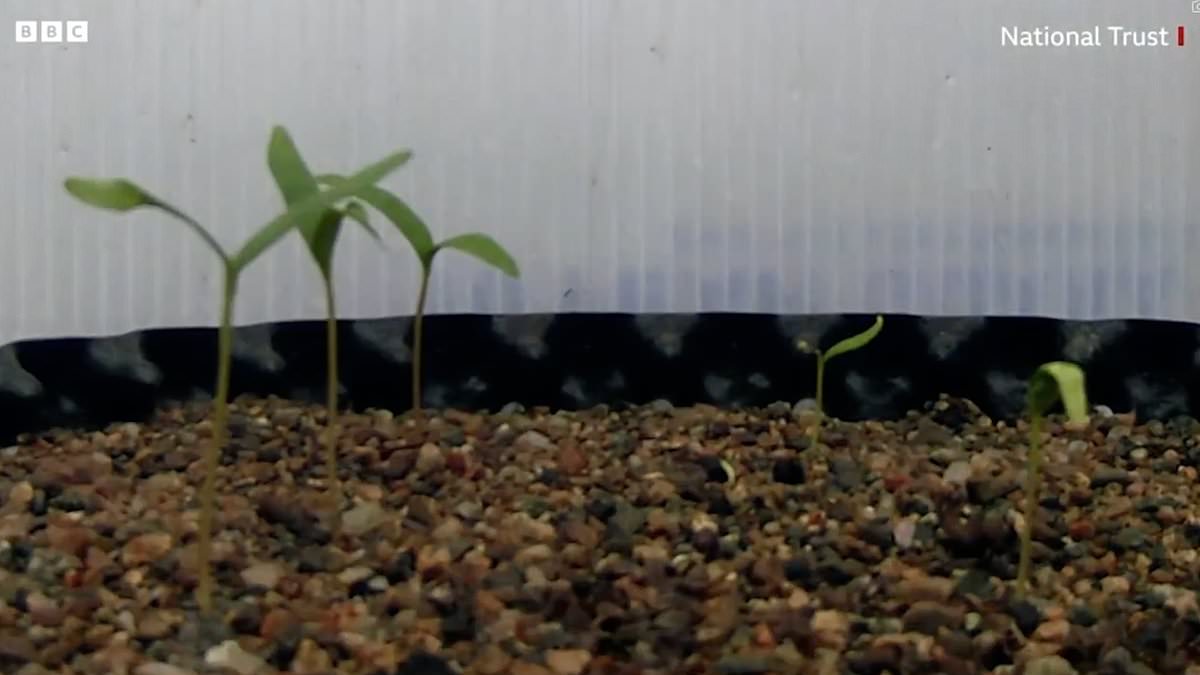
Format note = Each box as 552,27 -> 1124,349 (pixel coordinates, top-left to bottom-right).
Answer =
317,175 -> 434,261
308,210 -> 345,280
266,127 -> 325,243
303,201 -> 376,279
267,128 -> 384,273
266,128 -> 383,278
64,177 -> 149,210
1026,361 -> 1089,421
823,314 -> 884,362
342,201 -> 379,240
434,233 -> 521,278
64,177 -> 227,262
231,144 -> 412,272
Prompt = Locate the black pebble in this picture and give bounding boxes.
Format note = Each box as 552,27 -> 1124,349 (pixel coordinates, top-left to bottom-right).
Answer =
228,604 -> 262,635
1069,605 -> 1098,627
397,650 -> 459,675
382,550 -> 415,584
1008,599 -> 1042,636
267,624 -> 304,670
706,421 -> 731,439
772,458 -> 806,485
707,494 -> 735,517
696,455 -> 731,483
586,494 -> 617,521
537,468 -> 566,487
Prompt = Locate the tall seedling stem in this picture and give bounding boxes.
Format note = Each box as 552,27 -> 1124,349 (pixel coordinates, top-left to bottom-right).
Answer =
65,127 -> 412,612
315,176 -> 520,415
1016,361 -> 1088,597
412,266 -> 432,413
267,130 -> 382,505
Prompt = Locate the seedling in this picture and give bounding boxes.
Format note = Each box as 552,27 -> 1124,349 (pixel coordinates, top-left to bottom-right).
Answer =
314,176 -> 519,414
64,126 -> 412,613
1016,361 -> 1088,597
266,130 -> 382,506
796,314 -> 885,429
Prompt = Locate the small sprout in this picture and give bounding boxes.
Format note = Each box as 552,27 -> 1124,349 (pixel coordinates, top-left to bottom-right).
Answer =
266,129 -> 385,513
719,458 -> 736,484
797,315 -> 884,439
64,126 -> 411,614
315,176 -> 520,415
1016,361 -> 1088,597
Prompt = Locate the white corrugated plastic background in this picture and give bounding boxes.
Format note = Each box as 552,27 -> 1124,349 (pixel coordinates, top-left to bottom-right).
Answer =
0,0 -> 1197,348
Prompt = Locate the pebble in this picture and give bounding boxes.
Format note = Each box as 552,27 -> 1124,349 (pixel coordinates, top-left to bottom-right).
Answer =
901,602 -> 964,635
829,457 -> 863,490
1009,600 -> 1042,635
341,502 -> 386,537
0,635 -> 35,663
241,562 -> 284,590
1033,618 -> 1071,643
810,610 -> 850,650
1091,466 -> 1132,487
714,655 -> 773,674
416,443 -> 445,474
1112,527 -> 1146,551
122,532 -> 174,566
1101,575 -> 1132,595
772,458 -> 806,485
134,664 -> 198,675
516,430 -> 556,453
557,444 -> 589,475
893,519 -> 917,548
942,461 -> 972,486
204,640 -> 269,675
544,649 -> 591,675
1024,655 -> 1078,675
894,575 -> 955,603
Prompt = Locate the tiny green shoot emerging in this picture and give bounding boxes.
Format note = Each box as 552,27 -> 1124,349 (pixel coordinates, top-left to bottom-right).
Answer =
315,176 -> 520,415
64,126 -> 412,613
796,314 -> 885,431
1016,360 -> 1088,597
266,129 -> 383,509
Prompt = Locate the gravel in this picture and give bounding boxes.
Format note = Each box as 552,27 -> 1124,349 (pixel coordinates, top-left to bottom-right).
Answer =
2,394 -> 1200,674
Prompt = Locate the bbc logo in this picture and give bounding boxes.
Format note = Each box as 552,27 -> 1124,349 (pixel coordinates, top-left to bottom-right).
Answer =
14,21 -> 88,43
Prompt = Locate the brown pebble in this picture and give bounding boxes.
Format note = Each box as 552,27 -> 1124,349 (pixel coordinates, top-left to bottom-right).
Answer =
1066,517 -> 1093,540
1032,618 -> 1071,643
893,575 -> 955,603
25,592 -> 64,628
122,532 -> 173,566
557,442 -> 589,476
45,522 -> 94,557
471,643 -> 514,675
511,662 -> 554,675
811,609 -> 850,651
259,608 -> 300,641
544,649 -> 592,675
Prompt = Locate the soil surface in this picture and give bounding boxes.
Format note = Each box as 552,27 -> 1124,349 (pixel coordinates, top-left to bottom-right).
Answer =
3,395 -> 1200,675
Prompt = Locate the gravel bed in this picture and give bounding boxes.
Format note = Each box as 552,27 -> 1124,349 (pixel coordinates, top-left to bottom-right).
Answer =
3,395 -> 1200,675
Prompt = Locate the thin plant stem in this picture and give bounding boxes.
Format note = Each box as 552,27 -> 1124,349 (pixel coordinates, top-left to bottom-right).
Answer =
811,352 -> 826,445
323,278 -> 341,497
1017,414 -> 1044,597
195,268 -> 237,614
816,353 -> 826,415
411,265 -> 431,414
